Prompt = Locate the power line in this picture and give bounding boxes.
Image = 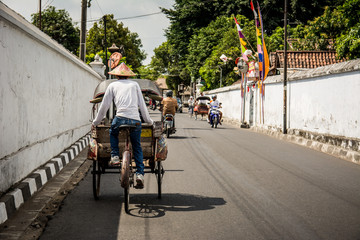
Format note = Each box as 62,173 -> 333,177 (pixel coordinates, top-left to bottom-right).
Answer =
75,11 -> 163,24
42,0 -> 55,10
94,0 -> 104,16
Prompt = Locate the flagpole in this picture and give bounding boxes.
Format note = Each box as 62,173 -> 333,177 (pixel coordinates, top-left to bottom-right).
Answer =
283,0 -> 288,134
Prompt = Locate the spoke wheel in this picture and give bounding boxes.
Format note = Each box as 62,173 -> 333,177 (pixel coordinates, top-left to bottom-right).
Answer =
92,161 -> 101,200
121,151 -> 130,189
156,161 -> 163,199
121,151 -> 131,213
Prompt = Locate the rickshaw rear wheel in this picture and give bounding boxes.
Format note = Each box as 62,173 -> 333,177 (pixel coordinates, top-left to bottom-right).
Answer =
92,160 -> 101,200
120,151 -> 131,188
149,158 -> 155,172
121,151 -> 131,213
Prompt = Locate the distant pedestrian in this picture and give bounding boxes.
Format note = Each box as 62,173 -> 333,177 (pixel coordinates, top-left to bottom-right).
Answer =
188,96 -> 195,117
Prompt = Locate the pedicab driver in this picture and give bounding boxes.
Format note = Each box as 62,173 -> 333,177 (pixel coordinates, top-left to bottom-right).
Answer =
92,63 -> 153,188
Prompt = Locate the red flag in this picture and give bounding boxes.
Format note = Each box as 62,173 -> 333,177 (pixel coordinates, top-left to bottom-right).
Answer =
250,0 -> 258,18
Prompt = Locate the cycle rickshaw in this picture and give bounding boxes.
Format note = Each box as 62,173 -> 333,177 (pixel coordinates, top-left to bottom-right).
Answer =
88,79 -> 166,213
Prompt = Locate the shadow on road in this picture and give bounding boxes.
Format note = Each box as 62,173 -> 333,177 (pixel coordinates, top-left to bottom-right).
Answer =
181,127 -> 213,130
127,193 -> 226,218
167,135 -> 198,139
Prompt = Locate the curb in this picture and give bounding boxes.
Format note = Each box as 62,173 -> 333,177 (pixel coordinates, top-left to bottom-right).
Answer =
222,116 -> 360,166
252,126 -> 360,165
0,134 -> 90,225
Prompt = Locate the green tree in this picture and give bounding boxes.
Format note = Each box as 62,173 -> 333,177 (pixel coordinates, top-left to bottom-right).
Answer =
150,41 -> 184,91
86,14 -> 146,71
157,0 -> 341,90
187,15 -> 256,89
335,0 -> 360,59
162,0 -> 343,61
267,0 -> 360,59
186,16 -> 233,80
31,6 -> 79,54
137,65 -> 159,81
198,15 -> 256,89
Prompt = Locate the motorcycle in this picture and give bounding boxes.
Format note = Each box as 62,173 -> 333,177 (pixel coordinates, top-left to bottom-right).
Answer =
209,106 -> 220,128
163,114 -> 176,138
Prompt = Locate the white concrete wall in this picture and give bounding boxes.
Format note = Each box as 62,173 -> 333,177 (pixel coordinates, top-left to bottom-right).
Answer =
0,4 -> 102,193
288,71 -> 360,138
206,59 -> 360,140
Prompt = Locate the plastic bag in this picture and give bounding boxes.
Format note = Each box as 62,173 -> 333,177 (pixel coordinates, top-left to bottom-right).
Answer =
87,138 -> 98,160
155,135 -> 168,161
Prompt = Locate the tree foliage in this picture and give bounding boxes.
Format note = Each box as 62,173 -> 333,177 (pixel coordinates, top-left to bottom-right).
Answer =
86,14 -> 146,71
31,6 -> 80,54
335,0 -> 360,59
267,0 -> 360,59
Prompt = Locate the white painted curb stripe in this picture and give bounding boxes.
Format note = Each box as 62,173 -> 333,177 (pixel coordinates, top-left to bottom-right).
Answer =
0,202 -> 8,224
81,139 -> 86,149
23,178 -> 37,195
9,189 -> 24,209
76,142 -> 83,152
72,145 -> 79,156
45,163 -> 56,177
61,153 -> 70,164
68,148 -> 75,160
52,158 -> 63,170
34,169 -> 48,185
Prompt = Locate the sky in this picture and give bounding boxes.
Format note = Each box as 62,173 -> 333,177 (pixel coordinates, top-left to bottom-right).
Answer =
1,0 -> 175,65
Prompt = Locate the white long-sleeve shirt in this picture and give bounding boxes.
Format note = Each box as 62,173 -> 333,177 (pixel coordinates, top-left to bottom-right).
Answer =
92,80 -> 153,126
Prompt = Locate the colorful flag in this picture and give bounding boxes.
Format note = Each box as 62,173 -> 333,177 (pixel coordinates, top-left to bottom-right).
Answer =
250,0 -> 263,73
234,17 -> 248,61
257,2 -> 269,81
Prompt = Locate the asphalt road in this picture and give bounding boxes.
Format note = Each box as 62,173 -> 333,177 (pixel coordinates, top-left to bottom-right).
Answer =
39,110 -> 360,240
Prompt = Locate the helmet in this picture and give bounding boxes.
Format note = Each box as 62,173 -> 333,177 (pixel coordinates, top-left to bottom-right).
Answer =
212,95 -> 217,99
166,91 -> 173,97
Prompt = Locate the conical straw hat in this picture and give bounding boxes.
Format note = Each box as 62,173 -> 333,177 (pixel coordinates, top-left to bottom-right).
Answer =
108,62 -> 136,77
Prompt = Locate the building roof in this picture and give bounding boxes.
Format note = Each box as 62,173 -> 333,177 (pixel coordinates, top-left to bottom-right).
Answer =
270,50 -> 345,69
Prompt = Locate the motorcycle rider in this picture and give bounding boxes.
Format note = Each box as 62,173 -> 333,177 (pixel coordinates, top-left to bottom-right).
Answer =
161,90 -> 178,128
208,95 -> 222,125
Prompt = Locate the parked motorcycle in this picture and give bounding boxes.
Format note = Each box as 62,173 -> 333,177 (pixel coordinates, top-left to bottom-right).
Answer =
209,106 -> 220,128
163,114 -> 176,138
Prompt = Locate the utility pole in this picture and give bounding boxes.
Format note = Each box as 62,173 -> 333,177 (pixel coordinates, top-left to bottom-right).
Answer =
79,0 -> 87,61
38,0 -> 41,30
218,65 -> 222,88
283,0 -> 288,134
103,15 -> 109,78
